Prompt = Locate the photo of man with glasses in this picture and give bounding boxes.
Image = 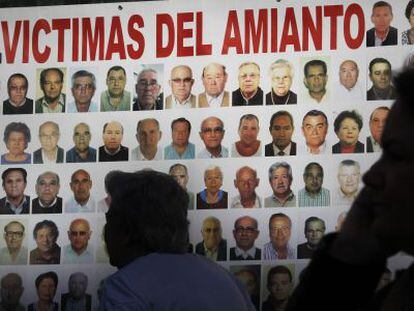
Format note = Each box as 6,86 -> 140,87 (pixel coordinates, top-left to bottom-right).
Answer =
230,216 -> 261,260
165,65 -> 196,109
0,220 -> 27,265
133,66 -> 163,111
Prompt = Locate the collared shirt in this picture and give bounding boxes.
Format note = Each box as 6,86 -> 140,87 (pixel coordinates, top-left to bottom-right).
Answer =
263,241 -> 295,260
302,88 -> 330,104
0,246 -> 28,265
131,146 -> 162,161
164,143 -> 195,160
41,148 -> 59,164
66,146 -> 97,163
198,146 -> 229,159
67,101 -> 98,113
100,90 -> 131,112
300,141 -> 328,155
5,196 -> 28,214
298,187 -> 330,207
234,246 -> 258,260
62,244 -> 93,264
375,28 -> 390,46
63,295 -> 87,311
333,187 -> 360,207
203,242 -> 218,261
272,143 -> 292,156
264,191 -> 296,207
368,136 -> 381,152
9,98 -> 27,108
65,196 -> 96,213
231,194 -> 261,208
205,92 -> 225,108
337,83 -> 364,101
171,94 -> 194,109
40,94 -> 65,113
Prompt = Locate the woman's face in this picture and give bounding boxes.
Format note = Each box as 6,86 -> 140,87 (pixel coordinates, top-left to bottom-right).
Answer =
410,8 -> 414,28
6,131 -> 26,156
37,277 -> 56,303
337,117 -> 359,146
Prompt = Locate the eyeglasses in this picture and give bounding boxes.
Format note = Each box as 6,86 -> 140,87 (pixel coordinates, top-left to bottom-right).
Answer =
5,231 -> 24,238
201,127 -> 224,134
137,80 -> 158,88
73,83 -> 94,91
235,227 -> 257,234
270,226 -> 291,235
171,78 -> 193,84
69,231 -> 88,237
9,85 -> 27,92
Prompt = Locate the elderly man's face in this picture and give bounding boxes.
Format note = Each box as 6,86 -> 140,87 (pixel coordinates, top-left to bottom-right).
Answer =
1,274 -> 24,307
268,273 -> 292,301
370,62 -> 391,90
73,124 -> 91,152
170,166 -> 188,190
204,169 -> 222,194
3,171 -> 26,200
201,219 -> 221,250
4,223 -> 24,252
136,71 -> 160,109
68,220 -> 91,253
36,173 -> 60,206
137,120 -> 161,150
269,216 -> 291,249
270,116 -> 294,149
69,274 -> 87,299
371,5 -> 393,32
302,115 -> 328,149
304,65 -> 327,95
339,61 -> 359,90
238,64 -> 260,96
42,70 -> 63,102
170,66 -> 194,102
234,168 -> 259,199
199,118 -> 224,149
171,121 -> 190,148
305,221 -> 325,246
304,165 -> 323,194
202,64 -> 227,97
8,76 -> 27,105
239,118 -> 259,146
233,217 -> 259,250
269,167 -> 291,196
72,76 -> 95,106
235,271 -> 257,296
35,227 -> 55,252
338,165 -> 360,196
103,122 -> 123,151
370,109 -> 389,144
106,69 -> 126,98
70,171 -> 92,204
271,66 -> 292,97
39,123 -> 59,153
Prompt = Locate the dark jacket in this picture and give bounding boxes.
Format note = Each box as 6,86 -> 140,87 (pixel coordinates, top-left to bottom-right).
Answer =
195,239 -> 227,261
332,141 -> 364,154
366,26 -> 398,47
33,147 -> 64,164
265,142 -> 297,156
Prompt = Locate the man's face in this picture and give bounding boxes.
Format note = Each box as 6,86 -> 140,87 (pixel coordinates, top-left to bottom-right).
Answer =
102,122 -> 123,151
68,220 -> 91,253
233,217 -> 259,250
305,221 -> 325,246
35,227 -> 55,252
339,61 -> 359,90
136,71 -> 160,109
170,166 -> 189,190
69,274 -> 87,300
3,171 -> 26,200
6,131 -> 26,156
269,216 -> 292,249
302,115 -> 328,149
268,273 -> 292,301
73,124 -> 91,153
202,64 -> 227,97
170,66 -> 194,102
4,223 -> 24,252
269,167 -> 292,196
270,116 -> 294,149
36,173 -> 60,206
8,76 -> 27,105
199,118 -> 224,149
1,274 -> 24,307
42,70 -> 63,102
304,165 -> 323,194
271,66 -> 292,97
338,165 -> 360,195
238,118 -> 259,146
37,278 -> 56,302
70,171 -> 92,204
171,121 -> 190,148
204,169 -> 222,194
234,168 -> 259,199
106,69 -> 126,98
238,64 -> 260,96
370,62 -> 391,90
370,109 -> 389,144
371,5 -> 393,33
235,271 -> 257,296
72,76 -> 95,106
137,120 -> 161,150
39,123 -> 59,153
201,220 -> 221,250
304,65 -> 327,95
